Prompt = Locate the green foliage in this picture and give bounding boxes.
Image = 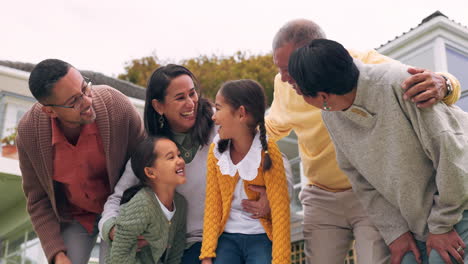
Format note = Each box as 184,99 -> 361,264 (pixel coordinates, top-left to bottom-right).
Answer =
118,56 -> 161,87
117,51 -> 278,105
1,127 -> 17,146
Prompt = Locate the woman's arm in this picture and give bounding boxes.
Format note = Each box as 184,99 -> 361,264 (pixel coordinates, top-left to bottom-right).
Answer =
396,90 -> 468,235
333,145 -> 410,244
99,160 -> 140,242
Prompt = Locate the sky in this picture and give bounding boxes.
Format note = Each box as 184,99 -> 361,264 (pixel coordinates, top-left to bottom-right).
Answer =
1,0 -> 467,77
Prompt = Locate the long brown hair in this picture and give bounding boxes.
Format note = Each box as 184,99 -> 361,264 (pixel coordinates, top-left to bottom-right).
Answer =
144,64 -> 213,146
217,79 -> 272,171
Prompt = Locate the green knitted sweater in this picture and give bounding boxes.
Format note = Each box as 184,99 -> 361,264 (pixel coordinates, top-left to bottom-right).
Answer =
107,187 -> 187,264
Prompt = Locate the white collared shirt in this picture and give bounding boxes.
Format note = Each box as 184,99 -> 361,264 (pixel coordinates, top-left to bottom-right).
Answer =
213,132 -> 266,234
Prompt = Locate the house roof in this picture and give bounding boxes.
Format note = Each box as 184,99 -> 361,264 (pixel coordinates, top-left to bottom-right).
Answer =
377,10 -> 468,49
0,60 -> 146,100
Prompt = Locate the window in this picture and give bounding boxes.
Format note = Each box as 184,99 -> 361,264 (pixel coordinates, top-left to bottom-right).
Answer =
1,97 -> 32,139
401,47 -> 436,71
446,47 -> 468,111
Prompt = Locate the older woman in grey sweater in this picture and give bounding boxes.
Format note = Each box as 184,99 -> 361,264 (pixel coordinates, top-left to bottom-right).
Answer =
288,39 -> 468,264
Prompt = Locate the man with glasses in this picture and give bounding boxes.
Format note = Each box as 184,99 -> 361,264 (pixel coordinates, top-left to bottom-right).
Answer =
16,59 -> 145,264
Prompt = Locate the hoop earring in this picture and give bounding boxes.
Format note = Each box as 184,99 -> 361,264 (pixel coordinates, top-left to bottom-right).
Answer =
158,115 -> 165,128
322,101 -> 331,111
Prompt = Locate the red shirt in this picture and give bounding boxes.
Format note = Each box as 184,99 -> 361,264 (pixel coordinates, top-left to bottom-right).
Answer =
52,118 -> 110,233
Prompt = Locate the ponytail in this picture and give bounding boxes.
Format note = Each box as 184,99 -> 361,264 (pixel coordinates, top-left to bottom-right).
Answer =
259,121 -> 272,171
217,139 -> 230,153
120,184 -> 145,205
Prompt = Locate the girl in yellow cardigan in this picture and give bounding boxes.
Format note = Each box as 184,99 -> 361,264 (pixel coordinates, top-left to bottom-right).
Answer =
200,80 -> 290,264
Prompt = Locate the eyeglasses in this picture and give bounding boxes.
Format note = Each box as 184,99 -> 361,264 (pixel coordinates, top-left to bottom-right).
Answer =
44,77 -> 93,110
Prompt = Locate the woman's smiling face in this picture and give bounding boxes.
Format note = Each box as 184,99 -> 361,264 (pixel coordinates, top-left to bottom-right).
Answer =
153,74 -> 199,133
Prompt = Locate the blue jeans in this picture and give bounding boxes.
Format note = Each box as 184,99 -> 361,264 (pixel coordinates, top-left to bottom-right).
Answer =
181,242 -> 202,264
401,211 -> 468,264
213,232 -> 272,264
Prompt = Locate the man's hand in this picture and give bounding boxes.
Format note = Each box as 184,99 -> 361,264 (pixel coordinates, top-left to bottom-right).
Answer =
427,230 -> 465,264
241,185 -> 271,219
389,232 -> 422,264
109,226 -> 149,250
201,258 -> 213,264
402,67 -> 447,108
54,251 -> 72,264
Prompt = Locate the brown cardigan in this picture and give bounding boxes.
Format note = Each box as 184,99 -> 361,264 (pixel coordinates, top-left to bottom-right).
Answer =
17,86 -> 145,263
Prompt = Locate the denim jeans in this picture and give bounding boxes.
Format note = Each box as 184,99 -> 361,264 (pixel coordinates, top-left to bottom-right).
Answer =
213,232 -> 272,264
401,210 -> 468,264
181,242 -> 202,264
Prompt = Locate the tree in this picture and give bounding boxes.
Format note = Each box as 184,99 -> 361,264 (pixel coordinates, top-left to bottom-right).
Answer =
118,56 -> 161,87
182,51 -> 277,105
117,51 -> 278,105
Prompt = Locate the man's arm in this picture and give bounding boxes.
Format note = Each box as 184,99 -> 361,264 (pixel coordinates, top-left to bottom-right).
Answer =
265,74 -> 293,142
99,87 -> 145,241
124,96 -> 146,158
352,49 -> 461,107
241,153 -> 293,218
17,132 -> 67,263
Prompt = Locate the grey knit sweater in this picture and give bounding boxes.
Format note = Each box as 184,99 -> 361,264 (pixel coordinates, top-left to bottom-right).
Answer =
108,187 -> 187,264
322,60 -> 468,245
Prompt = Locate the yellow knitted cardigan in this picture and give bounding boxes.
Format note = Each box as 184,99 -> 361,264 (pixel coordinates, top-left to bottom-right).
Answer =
200,140 -> 291,263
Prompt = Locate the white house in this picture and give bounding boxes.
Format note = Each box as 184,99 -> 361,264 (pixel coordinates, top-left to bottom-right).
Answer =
377,10 -> 468,110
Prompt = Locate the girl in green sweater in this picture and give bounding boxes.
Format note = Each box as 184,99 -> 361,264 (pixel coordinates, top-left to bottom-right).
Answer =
108,136 -> 187,264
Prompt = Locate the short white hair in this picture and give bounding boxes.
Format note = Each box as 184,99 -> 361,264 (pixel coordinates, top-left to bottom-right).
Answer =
272,19 -> 326,51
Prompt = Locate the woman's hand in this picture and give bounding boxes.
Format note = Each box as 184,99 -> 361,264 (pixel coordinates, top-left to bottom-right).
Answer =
241,185 -> 271,218
426,230 -> 465,264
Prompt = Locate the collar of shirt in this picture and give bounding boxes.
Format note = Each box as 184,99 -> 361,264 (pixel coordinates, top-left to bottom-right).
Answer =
213,131 -> 263,181
171,130 -> 200,163
51,118 -> 98,146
